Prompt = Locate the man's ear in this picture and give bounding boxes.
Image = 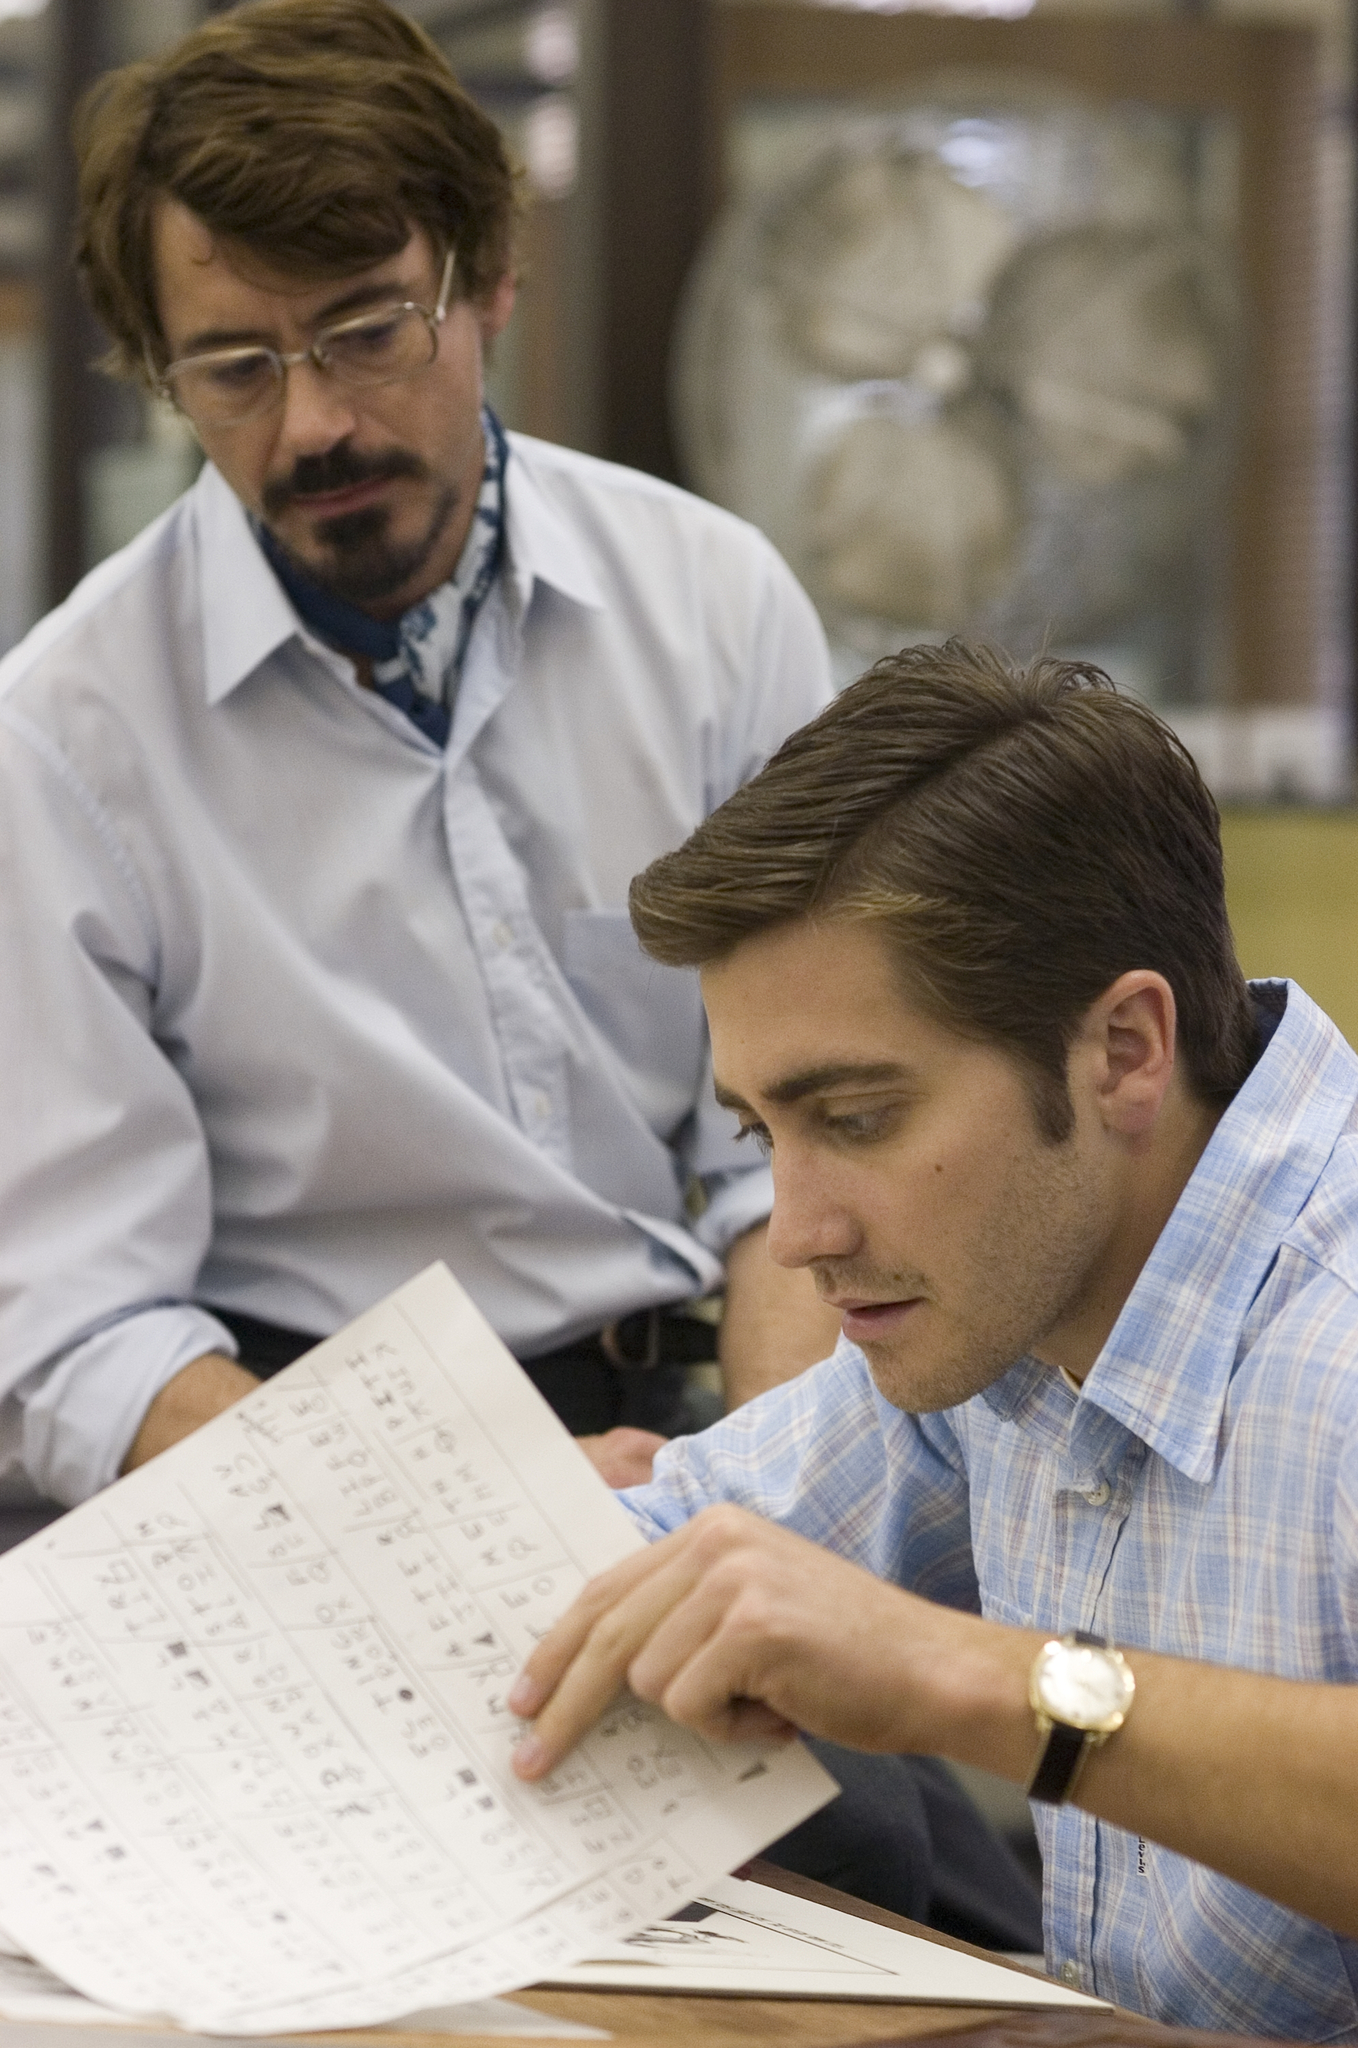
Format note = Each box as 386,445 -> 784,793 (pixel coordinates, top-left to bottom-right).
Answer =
478,271 -> 517,344
1077,971 -> 1178,1140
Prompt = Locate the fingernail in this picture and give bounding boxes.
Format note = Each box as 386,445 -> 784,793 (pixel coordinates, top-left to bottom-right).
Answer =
513,1734 -> 546,1778
508,1675 -> 538,1715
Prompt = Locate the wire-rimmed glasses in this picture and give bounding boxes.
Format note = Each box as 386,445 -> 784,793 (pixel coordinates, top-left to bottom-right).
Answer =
154,249 -> 457,428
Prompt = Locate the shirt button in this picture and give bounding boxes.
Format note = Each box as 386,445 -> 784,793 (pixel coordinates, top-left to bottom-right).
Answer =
492,919 -> 513,950
535,1092 -> 552,1120
1083,1481 -> 1111,1507
1060,1960 -> 1082,1987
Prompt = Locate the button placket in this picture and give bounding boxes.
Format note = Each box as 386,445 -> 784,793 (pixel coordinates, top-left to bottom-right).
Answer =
1040,1803 -> 1100,1997
440,594 -> 573,1157
444,763 -> 571,1161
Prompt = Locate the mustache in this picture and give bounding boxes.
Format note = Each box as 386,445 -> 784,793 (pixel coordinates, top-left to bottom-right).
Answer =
811,1260 -> 929,1303
261,441 -> 427,517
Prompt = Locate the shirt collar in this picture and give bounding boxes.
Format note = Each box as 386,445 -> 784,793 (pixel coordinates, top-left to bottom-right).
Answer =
1072,980 -> 1358,1483
194,429 -> 605,708
499,432 -> 605,616
195,463 -> 302,705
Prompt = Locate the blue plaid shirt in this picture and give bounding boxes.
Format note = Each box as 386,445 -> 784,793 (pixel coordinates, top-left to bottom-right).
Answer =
623,981 -> 1358,2038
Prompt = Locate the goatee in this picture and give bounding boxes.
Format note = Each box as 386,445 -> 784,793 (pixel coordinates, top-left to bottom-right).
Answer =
262,441 -> 459,610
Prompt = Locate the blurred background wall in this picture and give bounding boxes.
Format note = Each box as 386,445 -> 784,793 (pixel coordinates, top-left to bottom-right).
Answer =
10,0 -> 1358,1029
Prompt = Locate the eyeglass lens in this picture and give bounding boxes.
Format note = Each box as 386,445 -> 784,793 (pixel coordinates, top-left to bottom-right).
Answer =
166,302 -> 439,426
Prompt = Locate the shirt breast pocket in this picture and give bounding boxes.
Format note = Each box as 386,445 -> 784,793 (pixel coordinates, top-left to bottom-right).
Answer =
561,907 -> 707,1106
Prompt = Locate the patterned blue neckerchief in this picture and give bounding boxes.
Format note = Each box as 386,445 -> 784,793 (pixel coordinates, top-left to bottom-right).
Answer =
254,405 -> 508,749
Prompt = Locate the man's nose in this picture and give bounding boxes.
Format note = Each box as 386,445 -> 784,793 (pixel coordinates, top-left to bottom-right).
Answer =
274,357 -> 361,456
764,1157 -> 860,1271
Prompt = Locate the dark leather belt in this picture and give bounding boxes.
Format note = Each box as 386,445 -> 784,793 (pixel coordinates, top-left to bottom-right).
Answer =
203,1303 -> 718,1439
540,1305 -> 718,1374
520,1308 -> 718,1436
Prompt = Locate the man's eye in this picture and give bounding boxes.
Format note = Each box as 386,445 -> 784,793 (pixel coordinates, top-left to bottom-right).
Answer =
734,1123 -> 773,1157
201,353 -> 273,392
327,312 -> 407,363
823,1109 -> 892,1144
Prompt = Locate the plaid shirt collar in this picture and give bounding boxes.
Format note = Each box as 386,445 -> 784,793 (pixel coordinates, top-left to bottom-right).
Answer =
983,980 -> 1358,1484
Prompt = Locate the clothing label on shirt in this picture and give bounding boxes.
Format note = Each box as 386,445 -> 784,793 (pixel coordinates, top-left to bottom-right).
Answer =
0,1264 -> 834,2034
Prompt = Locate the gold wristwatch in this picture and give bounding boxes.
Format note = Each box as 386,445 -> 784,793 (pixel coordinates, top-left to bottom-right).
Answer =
1027,1630 -> 1135,1805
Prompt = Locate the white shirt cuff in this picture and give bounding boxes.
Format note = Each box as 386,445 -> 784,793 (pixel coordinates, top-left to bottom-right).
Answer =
15,1305 -> 240,1506
694,1165 -> 775,1258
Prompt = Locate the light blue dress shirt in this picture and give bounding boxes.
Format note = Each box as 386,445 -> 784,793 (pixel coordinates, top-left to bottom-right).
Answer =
623,982 -> 1358,2038
0,435 -> 830,1506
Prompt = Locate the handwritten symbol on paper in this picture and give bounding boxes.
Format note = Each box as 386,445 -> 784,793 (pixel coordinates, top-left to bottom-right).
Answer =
532,1751 -> 598,1802
595,1699 -> 646,1741
214,1450 -> 274,1497
0,1270 -> 827,2034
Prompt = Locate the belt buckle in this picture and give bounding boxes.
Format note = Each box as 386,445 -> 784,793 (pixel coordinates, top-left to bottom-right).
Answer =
600,1308 -> 662,1371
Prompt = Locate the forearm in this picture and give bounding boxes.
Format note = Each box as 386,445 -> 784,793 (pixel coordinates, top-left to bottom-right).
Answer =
1067,1648 -> 1358,1937
512,1502 -> 1358,1937
894,1620 -> 1358,1939
121,1351 -> 260,1471
718,1222 -> 843,1407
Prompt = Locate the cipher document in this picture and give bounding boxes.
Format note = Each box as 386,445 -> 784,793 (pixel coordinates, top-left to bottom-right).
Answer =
0,1263 -> 835,2034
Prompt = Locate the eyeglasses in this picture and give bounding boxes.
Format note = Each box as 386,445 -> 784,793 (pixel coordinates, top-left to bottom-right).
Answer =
155,250 -> 457,428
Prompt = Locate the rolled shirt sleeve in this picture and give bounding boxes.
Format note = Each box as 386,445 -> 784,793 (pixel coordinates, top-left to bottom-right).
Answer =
0,708 -> 238,1503
691,1163 -> 777,1258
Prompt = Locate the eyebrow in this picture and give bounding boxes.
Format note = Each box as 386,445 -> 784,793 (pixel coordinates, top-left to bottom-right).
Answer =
714,1061 -> 913,1112
174,278 -> 419,360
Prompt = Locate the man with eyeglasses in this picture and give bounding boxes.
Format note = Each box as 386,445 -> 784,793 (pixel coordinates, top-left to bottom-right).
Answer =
0,0 -> 1043,1948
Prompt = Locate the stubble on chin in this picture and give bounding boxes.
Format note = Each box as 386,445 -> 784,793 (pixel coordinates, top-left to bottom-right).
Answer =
810,1267 -> 1009,1415
276,482 -> 460,609
856,1314 -> 1018,1417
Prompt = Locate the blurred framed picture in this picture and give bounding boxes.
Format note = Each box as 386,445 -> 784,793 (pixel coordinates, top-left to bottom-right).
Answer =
671,6 -> 1334,788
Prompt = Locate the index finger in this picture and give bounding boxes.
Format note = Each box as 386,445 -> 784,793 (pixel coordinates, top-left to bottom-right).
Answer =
509,1544 -> 656,1722
508,1526 -> 712,1778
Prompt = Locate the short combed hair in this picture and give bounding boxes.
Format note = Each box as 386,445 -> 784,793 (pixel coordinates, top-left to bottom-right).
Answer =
629,642 -> 1258,1140
74,0 -> 520,382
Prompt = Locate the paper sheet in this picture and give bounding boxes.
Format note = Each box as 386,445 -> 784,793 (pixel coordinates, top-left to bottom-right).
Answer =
542,1875 -> 1106,2009
0,1949 -> 141,2026
0,1264 -> 834,2035
0,1953 -> 607,2039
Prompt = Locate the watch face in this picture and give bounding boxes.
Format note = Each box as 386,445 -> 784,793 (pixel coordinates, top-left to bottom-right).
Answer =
1036,1641 -> 1135,1731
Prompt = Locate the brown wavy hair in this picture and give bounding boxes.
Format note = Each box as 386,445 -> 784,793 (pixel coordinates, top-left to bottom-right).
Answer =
629,641 -> 1259,1141
73,0 -> 521,381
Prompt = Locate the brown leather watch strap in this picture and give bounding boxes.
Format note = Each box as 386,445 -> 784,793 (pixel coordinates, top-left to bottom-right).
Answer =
1029,1716 -> 1092,1804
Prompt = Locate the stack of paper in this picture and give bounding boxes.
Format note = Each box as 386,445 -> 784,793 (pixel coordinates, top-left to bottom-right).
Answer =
0,1266 -> 834,2034
545,1875 -> 1104,2008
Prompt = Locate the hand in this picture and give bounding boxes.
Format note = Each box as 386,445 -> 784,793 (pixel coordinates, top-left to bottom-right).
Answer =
509,1502 -> 1017,1780
575,1426 -> 667,1488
